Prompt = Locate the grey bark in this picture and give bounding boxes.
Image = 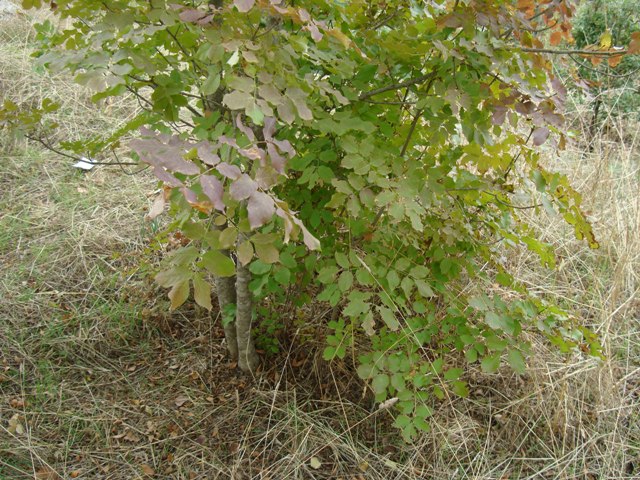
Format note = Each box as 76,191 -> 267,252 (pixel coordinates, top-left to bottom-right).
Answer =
205,0 -> 258,373
214,270 -> 238,361
235,262 -> 259,373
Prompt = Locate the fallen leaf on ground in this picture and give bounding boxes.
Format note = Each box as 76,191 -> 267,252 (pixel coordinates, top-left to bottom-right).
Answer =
175,395 -> 189,407
8,414 -> 25,435
35,466 -> 61,480
309,457 -> 321,469
141,464 -> 155,476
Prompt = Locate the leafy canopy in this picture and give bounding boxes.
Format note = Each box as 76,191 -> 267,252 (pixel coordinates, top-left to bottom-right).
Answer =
5,0 -> 637,440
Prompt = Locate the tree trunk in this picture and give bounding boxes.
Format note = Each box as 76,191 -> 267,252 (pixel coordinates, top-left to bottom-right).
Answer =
235,262 -> 259,373
214,270 -> 238,361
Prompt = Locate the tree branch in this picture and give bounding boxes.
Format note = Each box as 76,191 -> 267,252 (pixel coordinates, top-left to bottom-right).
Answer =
359,71 -> 439,100
520,47 -> 627,56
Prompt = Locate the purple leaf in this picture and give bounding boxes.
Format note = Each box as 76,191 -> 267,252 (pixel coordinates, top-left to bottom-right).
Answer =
229,174 -> 258,200
152,166 -> 183,187
180,187 -> 198,204
218,135 -> 239,149
286,88 -> 313,120
247,191 -> 275,229
235,114 -> 256,141
306,24 -> 323,42
130,138 -> 199,175
272,138 -> 295,157
234,0 -> 255,13
216,162 -> 242,179
491,106 -> 507,126
200,175 -> 225,212
267,143 -> 286,173
196,143 -> 220,166
262,117 -> 277,139
532,127 -> 550,146
238,147 -> 266,164
179,9 -> 207,23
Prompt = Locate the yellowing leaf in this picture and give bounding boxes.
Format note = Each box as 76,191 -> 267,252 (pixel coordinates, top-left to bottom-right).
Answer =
193,275 -> 213,311
168,280 -> 190,310
253,242 -> 279,264
237,240 -> 254,266
599,29 -> 612,49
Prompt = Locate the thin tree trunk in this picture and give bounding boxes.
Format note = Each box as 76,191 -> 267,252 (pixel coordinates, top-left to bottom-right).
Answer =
235,262 -> 259,373
214,270 -> 238,361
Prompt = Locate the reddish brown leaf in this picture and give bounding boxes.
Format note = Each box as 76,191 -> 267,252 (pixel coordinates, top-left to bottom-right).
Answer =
629,32 -> 640,54
608,55 -> 623,68
141,464 -> 155,476
550,31 -> 562,46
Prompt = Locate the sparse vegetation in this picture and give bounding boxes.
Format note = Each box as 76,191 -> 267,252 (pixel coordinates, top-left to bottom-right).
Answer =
1,3 -> 639,479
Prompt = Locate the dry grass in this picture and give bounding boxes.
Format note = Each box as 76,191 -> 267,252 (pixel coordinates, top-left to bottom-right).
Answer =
1,8 -> 639,480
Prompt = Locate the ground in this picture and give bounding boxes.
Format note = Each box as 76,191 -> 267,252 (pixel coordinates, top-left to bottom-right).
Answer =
1,5 -> 639,480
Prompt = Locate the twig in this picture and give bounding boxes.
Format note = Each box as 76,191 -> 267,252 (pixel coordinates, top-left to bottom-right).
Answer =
359,71 -> 439,100
25,134 -> 138,166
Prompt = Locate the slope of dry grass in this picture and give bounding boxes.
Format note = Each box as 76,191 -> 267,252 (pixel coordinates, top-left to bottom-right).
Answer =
1,8 -> 638,480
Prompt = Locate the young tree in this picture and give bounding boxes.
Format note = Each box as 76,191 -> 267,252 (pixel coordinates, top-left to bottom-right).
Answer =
2,0 -> 637,439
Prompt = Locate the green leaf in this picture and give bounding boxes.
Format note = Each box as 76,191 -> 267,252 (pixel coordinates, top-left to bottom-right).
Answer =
444,368 -> 463,381
485,311 -> 509,331
507,349 -> 526,374
249,259 -> 271,275
318,266 -> 339,284
201,71 -> 221,96
394,414 -> 411,429
323,346 -> 336,361
414,279 -> 435,298
335,252 -> 350,269
378,306 -> 400,331
338,271 -> 354,292
481,354 -> 501,374
274,267 -> 291,286
200,250 -> 235,277
371,374 -> 390,394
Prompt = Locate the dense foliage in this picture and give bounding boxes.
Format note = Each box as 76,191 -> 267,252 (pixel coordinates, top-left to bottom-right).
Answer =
2,0 -> 637,440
